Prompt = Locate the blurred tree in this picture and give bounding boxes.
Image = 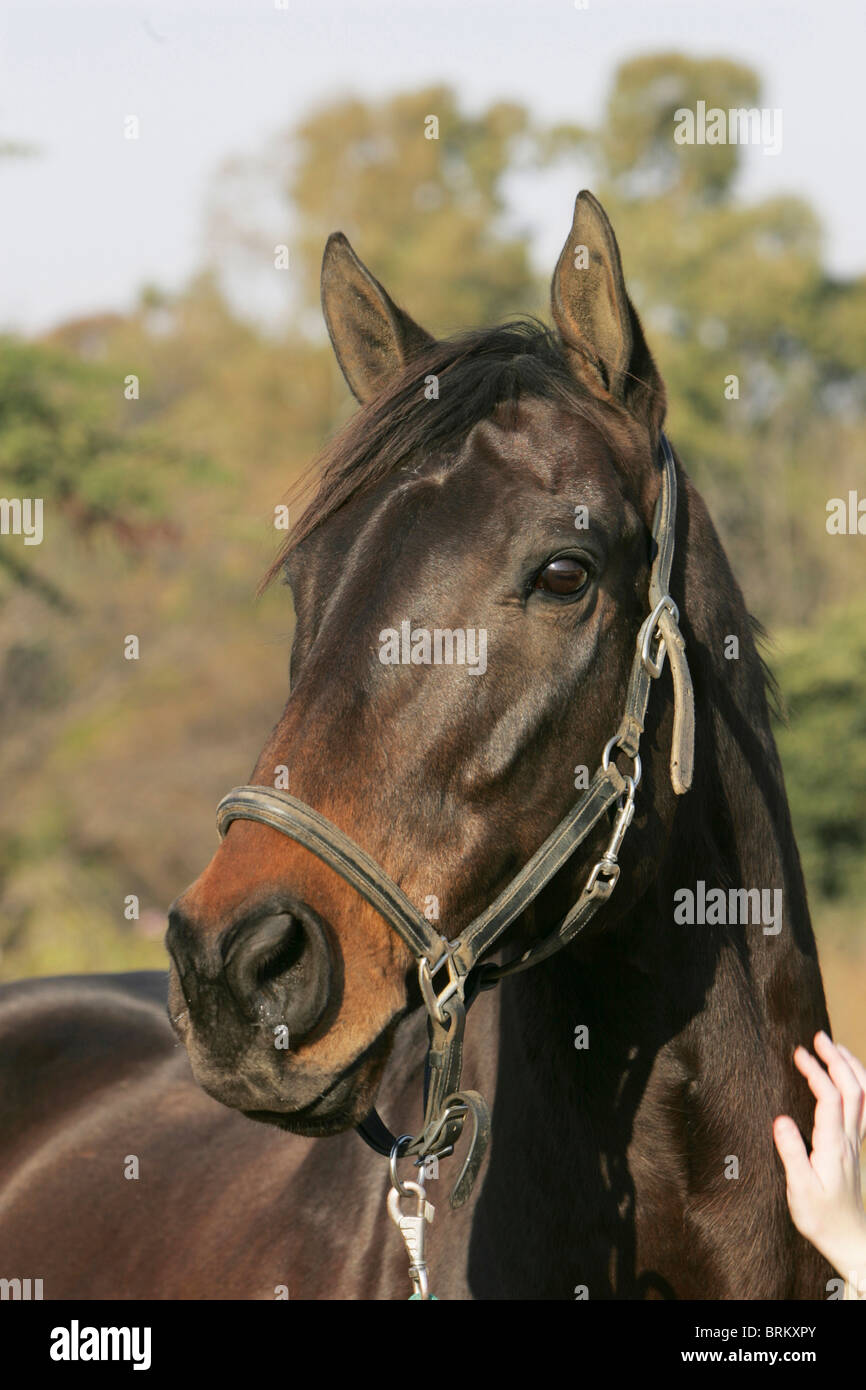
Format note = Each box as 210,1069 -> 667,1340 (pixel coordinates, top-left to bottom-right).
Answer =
287,88 -> 540,332
600,53 -> 760,204
773,600 -> 866,903
0,336 -> 218,611
0,305 -> 227,977
207,85 -> 592,336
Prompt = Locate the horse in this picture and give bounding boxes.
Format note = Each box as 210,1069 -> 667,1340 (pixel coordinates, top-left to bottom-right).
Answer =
0,191 -> 832,1299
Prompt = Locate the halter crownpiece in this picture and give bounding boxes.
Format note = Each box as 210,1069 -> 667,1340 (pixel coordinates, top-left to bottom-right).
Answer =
216,432 -> 694,1219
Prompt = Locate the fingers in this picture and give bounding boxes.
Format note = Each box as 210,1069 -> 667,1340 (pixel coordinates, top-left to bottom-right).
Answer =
812,1032 -> 864,1146
792,1043 -> 845,1157
773,1115 -> 818,1195
793,1043 -> 841,1108
836,1043 -> 866,1142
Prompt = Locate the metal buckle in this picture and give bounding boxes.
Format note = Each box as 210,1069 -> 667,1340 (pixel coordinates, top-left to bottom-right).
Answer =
639,594 -> 679,679
418,948 -> 465,1025
416,1100 -> 468,1159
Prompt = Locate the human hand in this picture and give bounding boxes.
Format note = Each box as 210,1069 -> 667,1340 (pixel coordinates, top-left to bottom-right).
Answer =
773,1031 -> 866,1293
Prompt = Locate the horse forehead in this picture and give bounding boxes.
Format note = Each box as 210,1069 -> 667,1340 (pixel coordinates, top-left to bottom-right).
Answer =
377,420 -> 622,558
294,398 -> 623,589
454,399 -> 621,497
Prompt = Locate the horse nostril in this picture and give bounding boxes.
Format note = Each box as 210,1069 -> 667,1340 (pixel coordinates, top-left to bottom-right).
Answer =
223,904 -> 333,1038
251,914 -> 305,989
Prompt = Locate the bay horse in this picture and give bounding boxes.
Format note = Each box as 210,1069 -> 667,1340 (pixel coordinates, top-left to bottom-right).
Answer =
0,192 -> 832,1299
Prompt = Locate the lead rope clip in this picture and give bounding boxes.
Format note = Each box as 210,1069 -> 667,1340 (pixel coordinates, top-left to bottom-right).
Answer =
387,1144 -> 437,1300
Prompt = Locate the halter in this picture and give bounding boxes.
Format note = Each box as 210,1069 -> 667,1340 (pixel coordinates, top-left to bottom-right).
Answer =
215,433 -> 694,1283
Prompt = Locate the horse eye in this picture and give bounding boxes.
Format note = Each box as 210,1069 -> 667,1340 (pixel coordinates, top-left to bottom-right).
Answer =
533,557 -> 590,596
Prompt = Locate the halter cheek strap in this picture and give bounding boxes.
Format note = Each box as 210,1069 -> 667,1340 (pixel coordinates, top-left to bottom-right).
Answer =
215,433 -> 693,1208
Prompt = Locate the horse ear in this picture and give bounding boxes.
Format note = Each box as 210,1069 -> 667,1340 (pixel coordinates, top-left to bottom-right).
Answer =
321,233 -> 434,403
551,191 -> 665,435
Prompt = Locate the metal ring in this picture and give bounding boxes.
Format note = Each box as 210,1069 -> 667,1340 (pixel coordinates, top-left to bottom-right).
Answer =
602,737 -> 642,791
389,1134 -> 415,1196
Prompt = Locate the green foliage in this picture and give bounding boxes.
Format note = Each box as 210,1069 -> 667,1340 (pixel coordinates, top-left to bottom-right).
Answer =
288,87 -> 541,333
0,333 -> 220,612
0,337 -> 170,512
602,53 -> 760,201
773,602 -> 866,904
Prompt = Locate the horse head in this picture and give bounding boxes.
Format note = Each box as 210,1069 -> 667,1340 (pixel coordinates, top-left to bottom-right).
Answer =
166,192 -> 686,1139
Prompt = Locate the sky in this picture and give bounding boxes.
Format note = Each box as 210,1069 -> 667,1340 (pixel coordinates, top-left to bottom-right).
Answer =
0,0 -> 864,335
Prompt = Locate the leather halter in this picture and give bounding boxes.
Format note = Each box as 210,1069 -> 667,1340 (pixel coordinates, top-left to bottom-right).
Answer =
216,433 -> 694,1207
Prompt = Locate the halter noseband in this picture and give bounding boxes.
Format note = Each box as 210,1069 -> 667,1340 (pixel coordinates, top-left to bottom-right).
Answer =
215,433 -> 694,1210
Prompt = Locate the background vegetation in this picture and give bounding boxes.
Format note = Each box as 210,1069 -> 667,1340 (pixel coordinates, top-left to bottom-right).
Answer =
1,55 -> 863,1052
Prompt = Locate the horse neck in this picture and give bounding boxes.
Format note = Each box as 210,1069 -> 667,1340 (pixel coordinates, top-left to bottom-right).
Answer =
672,471 -> 815,956
487,472 -> 824,1145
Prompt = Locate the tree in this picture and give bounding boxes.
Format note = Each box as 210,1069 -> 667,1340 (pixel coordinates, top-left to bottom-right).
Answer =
206,85 -> 592,335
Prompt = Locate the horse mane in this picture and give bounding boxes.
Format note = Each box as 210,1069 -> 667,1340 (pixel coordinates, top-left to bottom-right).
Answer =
261,319 -> 614,589
750,613 -> 785,723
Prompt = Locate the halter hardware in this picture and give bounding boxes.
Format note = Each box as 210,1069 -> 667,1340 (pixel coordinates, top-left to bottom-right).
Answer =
640,593 -> 679,679
418,949 -> 466,1026
584,771 -> 637,898
215,433 -> 694,1229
